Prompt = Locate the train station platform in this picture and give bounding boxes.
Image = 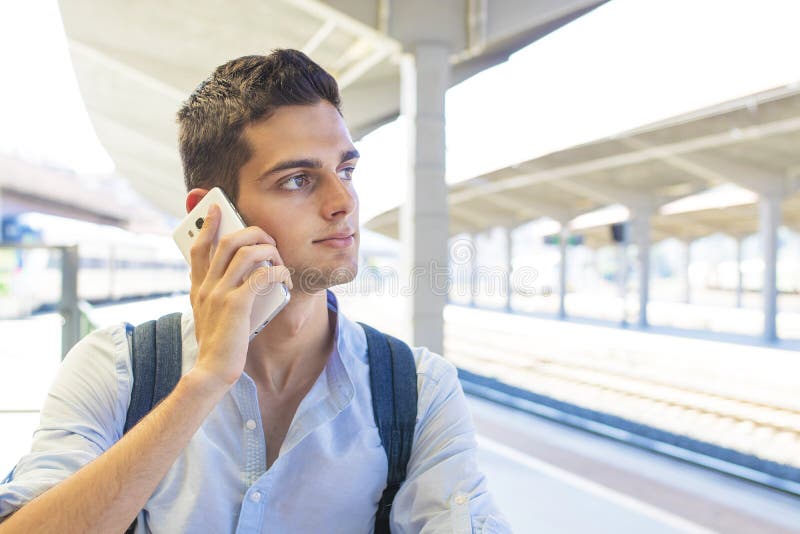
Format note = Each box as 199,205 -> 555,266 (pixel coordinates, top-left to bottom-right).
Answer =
470,396 -> 800,533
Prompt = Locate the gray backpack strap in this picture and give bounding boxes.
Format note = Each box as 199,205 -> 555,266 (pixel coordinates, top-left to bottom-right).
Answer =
124,312 -> 183,434
359,322 -> 418,534
122,312 -> 183,534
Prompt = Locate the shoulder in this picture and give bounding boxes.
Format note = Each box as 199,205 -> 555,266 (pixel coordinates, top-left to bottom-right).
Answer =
56,323 -> 134,410
29,322 -> 133,456
410,345 -> 457,388
405,345 -> 467,431
61,323 -> 131,382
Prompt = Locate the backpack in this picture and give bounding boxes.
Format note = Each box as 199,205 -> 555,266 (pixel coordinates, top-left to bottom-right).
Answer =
122,312 -> 417,534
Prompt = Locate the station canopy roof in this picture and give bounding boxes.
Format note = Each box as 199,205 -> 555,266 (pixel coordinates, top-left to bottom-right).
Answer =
366,83 -> 800,247
57,0 -> 607,218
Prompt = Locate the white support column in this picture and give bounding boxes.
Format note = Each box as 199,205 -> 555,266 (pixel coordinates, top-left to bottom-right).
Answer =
399,44 -> 450,354
684,239 -> 692,304
558,224 -> 568,319
617,225 -> 629,326
60,245 -> 80,359
759,193 -> 780,342
505,226 -> 513,312
470,233 -> 479,307
633,209 -> 652,328
735,236 -> 744,309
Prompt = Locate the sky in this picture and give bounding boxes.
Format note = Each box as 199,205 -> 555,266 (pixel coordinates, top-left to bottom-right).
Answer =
1,0 -> 800,222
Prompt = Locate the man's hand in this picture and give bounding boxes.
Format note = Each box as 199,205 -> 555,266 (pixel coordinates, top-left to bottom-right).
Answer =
189,203 -> 292,390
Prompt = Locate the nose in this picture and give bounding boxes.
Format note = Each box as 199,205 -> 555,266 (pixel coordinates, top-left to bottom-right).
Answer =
321,172 -> 357,220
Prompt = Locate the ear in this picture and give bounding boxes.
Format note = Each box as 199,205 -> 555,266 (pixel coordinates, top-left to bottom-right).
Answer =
186,188 -> 210,213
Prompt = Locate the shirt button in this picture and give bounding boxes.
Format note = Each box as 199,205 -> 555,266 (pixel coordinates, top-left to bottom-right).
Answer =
455,495 -> 468,505
250,491 -> 262,503
245,419 -> 257,430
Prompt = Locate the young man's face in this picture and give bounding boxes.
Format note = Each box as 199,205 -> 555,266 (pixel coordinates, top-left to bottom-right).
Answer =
235,101 -> 360,292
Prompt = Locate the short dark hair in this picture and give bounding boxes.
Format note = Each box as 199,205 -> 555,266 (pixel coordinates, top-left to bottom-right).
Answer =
177,49 -> 342,202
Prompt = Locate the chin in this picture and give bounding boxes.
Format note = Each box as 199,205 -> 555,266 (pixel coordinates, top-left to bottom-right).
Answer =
328,264 -> 358,288
293,261 -> 358,293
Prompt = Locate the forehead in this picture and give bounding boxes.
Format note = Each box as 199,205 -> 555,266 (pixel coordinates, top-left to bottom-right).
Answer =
243,102 -> 353,161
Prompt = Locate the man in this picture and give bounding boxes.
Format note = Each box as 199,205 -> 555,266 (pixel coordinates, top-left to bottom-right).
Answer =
0,50 -> 510,533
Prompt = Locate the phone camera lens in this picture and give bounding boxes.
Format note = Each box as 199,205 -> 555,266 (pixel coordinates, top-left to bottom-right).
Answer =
195,217 -> 204,229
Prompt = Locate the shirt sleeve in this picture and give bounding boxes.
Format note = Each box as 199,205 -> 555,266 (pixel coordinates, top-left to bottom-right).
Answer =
0,324 -> 131,522
390,348 -> 513,534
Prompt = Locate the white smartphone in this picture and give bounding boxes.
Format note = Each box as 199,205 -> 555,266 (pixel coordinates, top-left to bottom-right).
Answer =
173,187 -> 290,341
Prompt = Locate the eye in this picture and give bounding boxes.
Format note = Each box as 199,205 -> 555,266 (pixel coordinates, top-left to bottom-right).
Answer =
280,174 -> 309,191
338,166 -> 355,181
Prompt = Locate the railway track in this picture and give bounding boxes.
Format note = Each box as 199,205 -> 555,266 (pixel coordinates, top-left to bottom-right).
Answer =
443,317 -> 800,489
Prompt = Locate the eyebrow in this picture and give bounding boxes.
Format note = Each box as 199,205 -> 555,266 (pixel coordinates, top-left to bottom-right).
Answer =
259,149 -> 360,180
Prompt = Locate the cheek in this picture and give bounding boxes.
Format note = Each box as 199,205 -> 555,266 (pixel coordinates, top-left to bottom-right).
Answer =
269,226 -> 298,252
267,221 -> 311,263
350,187 -> 360,217
242,212 -> 292,252
238,199 -> 308,256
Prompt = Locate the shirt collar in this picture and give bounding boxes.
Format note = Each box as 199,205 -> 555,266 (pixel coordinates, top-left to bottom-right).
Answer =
323,289 -> 355,406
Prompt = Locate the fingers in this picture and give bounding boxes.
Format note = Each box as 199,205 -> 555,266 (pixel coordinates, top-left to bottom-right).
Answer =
205,227 -> 280,284
235,264 -> 293,300
255,264 -> 293,290
189,203 -> 220,285
219,243 -> 287,290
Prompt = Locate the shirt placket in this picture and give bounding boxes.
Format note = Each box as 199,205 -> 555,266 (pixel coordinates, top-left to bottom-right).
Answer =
233,376 -> 269,533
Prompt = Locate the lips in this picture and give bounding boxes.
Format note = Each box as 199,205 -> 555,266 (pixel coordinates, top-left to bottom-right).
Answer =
313,230 -> 356,249
314,230 -> 356,243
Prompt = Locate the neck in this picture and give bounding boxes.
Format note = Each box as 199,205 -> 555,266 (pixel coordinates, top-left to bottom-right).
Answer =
243,288 -> 334,395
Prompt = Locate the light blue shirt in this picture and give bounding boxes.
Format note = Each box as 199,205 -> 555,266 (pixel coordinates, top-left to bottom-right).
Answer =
0,294 -> 510,533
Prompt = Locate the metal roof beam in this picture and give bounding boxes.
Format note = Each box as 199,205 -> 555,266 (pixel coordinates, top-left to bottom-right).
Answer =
679,152 -> 799,196
449,210 -> 481,233
451,0 -> 608,63
288,1 -> 400,89
466,0 -> 488,56
451,113 -> 800,204
657,219 -> 719,240
302,19 -> 337,55
283,0 -> 400,54
472,193 -> 574,224
451,203 -> 500,230
551,179 -> 656,211
619,136 -> 725,186
337,46 -> 394,88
